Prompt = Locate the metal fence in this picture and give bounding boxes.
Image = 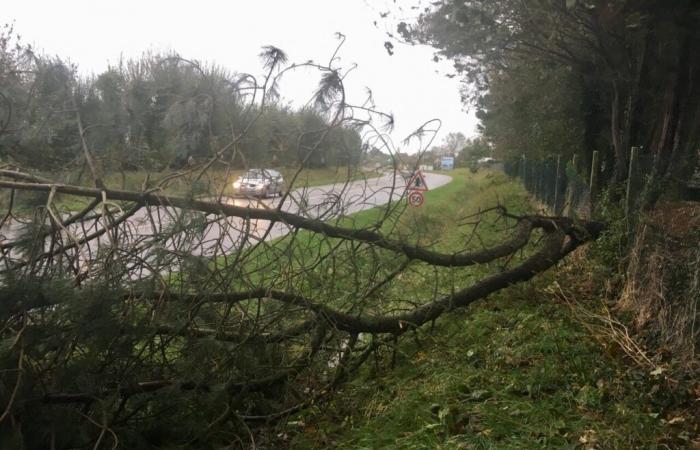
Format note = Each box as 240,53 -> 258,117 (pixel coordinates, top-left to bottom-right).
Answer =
504,155 -> 593,218
504,147 -> 659,220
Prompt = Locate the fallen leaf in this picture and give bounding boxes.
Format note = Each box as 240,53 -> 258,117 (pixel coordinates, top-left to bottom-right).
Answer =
666,416 -> 685,425
650,367 -> 667,376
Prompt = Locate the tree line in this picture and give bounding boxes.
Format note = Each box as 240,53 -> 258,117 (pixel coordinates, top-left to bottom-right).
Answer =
0,24 -> 362,176
399,0 -> 700,206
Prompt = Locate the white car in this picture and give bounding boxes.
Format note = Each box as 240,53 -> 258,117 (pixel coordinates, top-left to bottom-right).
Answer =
232,169 -> 285,198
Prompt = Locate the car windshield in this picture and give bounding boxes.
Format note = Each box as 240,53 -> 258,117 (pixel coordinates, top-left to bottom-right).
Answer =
240,169 -> 280,181
241,170 -> 265,181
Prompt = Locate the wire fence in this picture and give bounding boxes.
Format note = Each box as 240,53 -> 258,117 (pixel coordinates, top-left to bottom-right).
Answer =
504,147 -> 656,220
504,155 -> 593,218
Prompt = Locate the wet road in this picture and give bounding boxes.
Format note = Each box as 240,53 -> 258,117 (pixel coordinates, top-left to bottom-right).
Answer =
113,171 -> 451,254
1,171 -> 452,264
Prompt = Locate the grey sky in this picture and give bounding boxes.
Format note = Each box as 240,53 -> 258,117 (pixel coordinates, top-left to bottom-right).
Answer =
5,0 -> 478,152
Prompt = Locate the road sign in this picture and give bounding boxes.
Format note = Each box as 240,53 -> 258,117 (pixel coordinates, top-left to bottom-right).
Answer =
441,156 -> 455,170
407,191 -> 424,207
406,170 -> 429,191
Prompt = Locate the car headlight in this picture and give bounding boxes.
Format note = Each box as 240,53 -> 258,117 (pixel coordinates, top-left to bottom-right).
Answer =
233,181 -> 241,189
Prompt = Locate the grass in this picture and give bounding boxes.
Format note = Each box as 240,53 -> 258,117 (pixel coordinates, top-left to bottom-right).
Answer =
281,169 -> 689,449
199,169 -> 530,307
11,167 -> 691,448
291,290 -> 677,449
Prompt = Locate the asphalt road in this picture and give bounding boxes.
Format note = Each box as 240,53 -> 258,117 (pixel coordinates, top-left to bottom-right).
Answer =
1,171 -> 453,264
124,171 -> 452,255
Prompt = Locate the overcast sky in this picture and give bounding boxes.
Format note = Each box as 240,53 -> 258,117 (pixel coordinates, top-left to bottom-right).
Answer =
5,0 -> 478,152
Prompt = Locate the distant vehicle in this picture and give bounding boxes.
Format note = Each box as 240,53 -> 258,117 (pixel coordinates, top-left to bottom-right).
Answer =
477,157 -> 496,165
232,169 -> 284,198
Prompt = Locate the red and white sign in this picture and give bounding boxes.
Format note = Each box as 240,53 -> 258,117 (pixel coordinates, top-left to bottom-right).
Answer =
407,191 -> 425,208
406,170 -> 429,191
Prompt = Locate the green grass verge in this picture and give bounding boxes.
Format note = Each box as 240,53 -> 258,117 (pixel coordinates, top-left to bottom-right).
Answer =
285,169 -> 684,449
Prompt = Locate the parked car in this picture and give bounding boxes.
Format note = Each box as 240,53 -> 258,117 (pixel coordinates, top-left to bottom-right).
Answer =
232,169 -> 284,198
477,157 -> 496,165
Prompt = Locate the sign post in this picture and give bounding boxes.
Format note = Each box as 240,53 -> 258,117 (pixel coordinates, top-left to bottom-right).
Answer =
440,156 -> 455,170
406,171 -> 429,191
406,170 -> 429,207
407,191 -> 424,207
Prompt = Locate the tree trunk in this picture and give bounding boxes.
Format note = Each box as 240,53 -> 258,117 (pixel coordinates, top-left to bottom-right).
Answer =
610,81 -> 628,183
642,24 -> 699,208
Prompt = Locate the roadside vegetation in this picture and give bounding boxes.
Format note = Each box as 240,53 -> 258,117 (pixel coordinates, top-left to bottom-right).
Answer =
287,169 -> 698,449
1,1 -> 699,447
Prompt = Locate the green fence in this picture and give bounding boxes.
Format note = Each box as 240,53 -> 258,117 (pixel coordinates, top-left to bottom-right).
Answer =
504,155 -> 592,218
505,147 -> 659,223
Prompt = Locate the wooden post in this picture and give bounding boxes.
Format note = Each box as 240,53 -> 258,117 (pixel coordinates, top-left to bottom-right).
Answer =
547,159 -> 553,205
524,155 -> 530,191
589,150 -> 599,215
564,155 -> 576,217
589,150 -> 599,194
625,146 -> 639,218
553,154 -> 562,214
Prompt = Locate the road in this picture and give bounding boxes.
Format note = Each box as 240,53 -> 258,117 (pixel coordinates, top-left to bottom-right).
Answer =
1,171 -> 452,265
129,171 -> 452,254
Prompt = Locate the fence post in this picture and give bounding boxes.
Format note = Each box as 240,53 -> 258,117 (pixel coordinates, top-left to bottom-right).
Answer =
532,160 -> 537,195
564,155 -> 576,218
625,146 -> 639,220
589,150 -> 599,215
553,154 -> 561,214
537,160 -> 544,202
589,150 -> 599,194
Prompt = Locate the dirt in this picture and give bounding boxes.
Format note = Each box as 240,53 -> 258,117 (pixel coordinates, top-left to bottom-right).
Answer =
647,201 -> 700,238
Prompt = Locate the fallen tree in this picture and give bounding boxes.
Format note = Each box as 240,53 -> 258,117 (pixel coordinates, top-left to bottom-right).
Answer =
0,169 -> 603,447
0,37 -> 604,449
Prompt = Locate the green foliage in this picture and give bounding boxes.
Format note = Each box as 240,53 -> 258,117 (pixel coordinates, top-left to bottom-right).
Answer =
291,282 -> 681,449
477,61 -> 589,162
456,137 -> 492,167
1,168 -> 691,448
281,172 -> 691,449
589,186 -> 629,269
0,33 -> 363,175
406,0 -> 700,195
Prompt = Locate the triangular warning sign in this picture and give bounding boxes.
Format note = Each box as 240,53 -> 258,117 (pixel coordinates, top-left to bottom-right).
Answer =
406,170 -> 429,191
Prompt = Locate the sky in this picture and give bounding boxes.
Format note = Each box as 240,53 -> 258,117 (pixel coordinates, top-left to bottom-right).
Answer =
5,0 -> 479,153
